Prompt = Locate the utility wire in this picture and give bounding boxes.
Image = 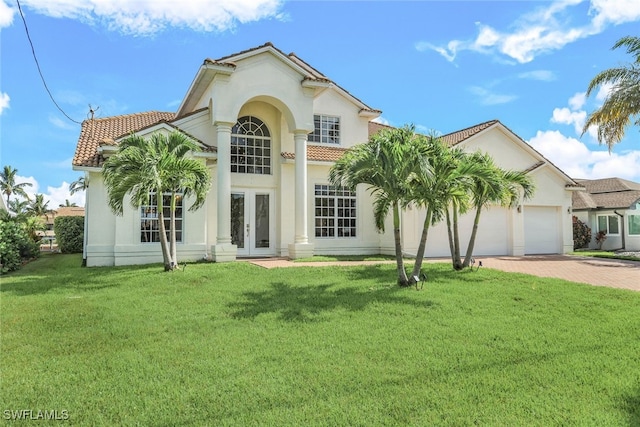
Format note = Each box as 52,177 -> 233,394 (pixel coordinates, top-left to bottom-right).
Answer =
16,0 -> 83,125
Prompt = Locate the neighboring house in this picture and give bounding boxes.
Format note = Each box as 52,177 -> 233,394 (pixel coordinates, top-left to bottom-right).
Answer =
572,178 -> 640,251
0,196 -> 7,213
72,42 -> 582,267
38,206 -> 85,250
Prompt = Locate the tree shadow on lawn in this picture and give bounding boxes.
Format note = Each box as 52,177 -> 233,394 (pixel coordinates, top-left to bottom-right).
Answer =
228,279 -> 436,322
0,266 -> 142,296
621,384 -> 640,426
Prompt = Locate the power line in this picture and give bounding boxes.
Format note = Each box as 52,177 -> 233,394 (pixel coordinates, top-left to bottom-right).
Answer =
15,0 -> 83,125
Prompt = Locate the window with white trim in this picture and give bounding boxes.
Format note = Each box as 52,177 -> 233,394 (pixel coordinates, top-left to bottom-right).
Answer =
597,214 -> 619,235
141,192 -> 183,243
629,215 -> 640,235
231,116 -> 272,175
308,114 -> 340,144
314,184 -> 356,238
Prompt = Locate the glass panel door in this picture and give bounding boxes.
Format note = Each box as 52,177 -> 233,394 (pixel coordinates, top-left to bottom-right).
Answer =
255,194 -> 270,249
231,193 -> 246,253
231,189 -> 274,256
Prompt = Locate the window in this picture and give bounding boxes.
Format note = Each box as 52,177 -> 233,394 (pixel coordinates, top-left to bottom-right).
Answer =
597,214 -> 619,235
629,215 -> 640,235
231,116 -> 271,175
308,114 -> 340,144
314,184 -> 356,238
141,192 -> 183,243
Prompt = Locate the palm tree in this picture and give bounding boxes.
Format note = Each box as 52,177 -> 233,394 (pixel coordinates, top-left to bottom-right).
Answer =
59,199 -> 78,207
408,136 -> 473,280
330,125 -> 426,286
102,131 -> 211,271
461,152 -> 535,268
583,36 -> 640,151
69,176 -> 88,195
8,198 -> 29,219
27,194 -> 53,220
0,165 -> 32,206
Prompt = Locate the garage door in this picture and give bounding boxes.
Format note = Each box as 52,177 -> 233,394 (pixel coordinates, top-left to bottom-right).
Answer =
524,206 -> 561,254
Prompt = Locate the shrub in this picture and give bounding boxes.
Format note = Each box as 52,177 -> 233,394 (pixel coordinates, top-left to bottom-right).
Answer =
0,219 -> 38,274
54,216 -> 84,253
572,216 -> 592,250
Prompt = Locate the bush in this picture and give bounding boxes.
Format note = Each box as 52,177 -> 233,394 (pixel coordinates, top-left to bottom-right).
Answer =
0,219 -> 38,274
54,216 -> 84,254
573,216 -> 592,250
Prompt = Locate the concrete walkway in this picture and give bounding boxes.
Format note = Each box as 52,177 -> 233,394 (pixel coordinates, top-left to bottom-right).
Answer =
249,255 -> 639,292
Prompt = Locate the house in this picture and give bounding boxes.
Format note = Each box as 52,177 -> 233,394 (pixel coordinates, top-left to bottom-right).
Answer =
72,42 -> 582,267
38,206 -> 85,250
572,178 -> 640,251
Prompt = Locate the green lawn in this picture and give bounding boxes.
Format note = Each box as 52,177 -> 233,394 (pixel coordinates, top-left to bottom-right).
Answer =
1,254 -> 639,426
571,250 -> 640,262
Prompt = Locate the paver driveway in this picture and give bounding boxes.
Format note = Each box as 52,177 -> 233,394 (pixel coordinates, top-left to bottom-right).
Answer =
477,255 -> 639,291
250,255 -> 639,292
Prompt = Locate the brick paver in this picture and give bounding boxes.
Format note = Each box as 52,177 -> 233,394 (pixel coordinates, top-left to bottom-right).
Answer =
249,255 -> 639,292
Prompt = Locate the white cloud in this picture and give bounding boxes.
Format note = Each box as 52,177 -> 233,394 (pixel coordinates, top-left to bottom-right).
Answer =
16,0 -> 285,36
518,70 -> 556,81
16,175 -> 85,210
469,86 -> 517,106
419,0 -> 640,64
0,0 -> 13,28
529,130 -> 640,181
47,181 -> 85,208
371,116 -> 390,126
551,107 -> 587,135
0,92 -> 9,115
49,114 -> 76,130
568,92 -> 586,110
590,0 -> 640,30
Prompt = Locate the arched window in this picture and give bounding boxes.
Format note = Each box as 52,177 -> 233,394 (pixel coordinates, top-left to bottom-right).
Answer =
231,116 -> 271,175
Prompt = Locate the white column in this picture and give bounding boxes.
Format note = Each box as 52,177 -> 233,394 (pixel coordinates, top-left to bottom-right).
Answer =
288,131 -> 314,259
294,131 -> 309,244
212,121 -> 237,262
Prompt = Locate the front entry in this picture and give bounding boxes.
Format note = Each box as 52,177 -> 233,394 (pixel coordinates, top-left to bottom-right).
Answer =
231,189 -> 275,257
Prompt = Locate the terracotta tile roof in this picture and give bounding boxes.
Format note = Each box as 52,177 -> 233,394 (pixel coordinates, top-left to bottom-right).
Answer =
573,178 -> 640,210
73,111 -> 175,168
281,145 -> 348,162
440,120 -> 499,146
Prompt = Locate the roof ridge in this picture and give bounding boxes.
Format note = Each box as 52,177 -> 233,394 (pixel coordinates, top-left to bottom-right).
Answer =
441,119 -> 499,139
83,110 -> 175,124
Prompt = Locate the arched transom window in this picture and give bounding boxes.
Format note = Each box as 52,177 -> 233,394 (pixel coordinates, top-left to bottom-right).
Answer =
231,116 -> 271,175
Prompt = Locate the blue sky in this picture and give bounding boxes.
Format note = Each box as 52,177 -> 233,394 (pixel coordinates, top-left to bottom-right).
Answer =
1,0 -> 639,208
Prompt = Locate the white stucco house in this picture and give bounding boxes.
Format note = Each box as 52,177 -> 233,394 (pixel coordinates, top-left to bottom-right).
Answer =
72,42 -> 583,267
572,177 -> 640,251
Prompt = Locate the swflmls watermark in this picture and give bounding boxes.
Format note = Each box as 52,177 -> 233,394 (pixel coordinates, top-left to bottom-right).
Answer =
3,409 -> 69,421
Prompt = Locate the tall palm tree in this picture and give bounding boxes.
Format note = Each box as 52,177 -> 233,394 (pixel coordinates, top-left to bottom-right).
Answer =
0,165 -> 32,206
461,152 -> 535,268
330,125 -> 426,286
69,176 -> 88,195
102,131 -> 211,271
583,36 -> 640,151
409,135 -> 471,283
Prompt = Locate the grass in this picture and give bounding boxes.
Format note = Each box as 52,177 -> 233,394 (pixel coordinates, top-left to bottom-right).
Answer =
1,253 -> 639,425
571,250 -> 640,262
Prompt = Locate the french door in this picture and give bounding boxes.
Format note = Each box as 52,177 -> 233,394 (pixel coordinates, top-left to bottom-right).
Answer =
230,189 -> 275,257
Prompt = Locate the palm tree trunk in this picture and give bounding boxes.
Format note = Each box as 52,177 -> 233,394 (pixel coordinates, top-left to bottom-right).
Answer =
462,206 -> 483,268
410,207 -> 432,283
445,208 -> 456,266
156,191 -> 172,271
392,202 -> 409,286
452,207 -> 463,270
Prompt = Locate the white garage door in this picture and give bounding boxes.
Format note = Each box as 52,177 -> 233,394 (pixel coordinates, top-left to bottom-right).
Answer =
524,206 -> 561,254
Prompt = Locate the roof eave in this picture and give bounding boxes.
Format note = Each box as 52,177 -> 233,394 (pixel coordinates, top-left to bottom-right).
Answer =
176,62 -> 235,117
